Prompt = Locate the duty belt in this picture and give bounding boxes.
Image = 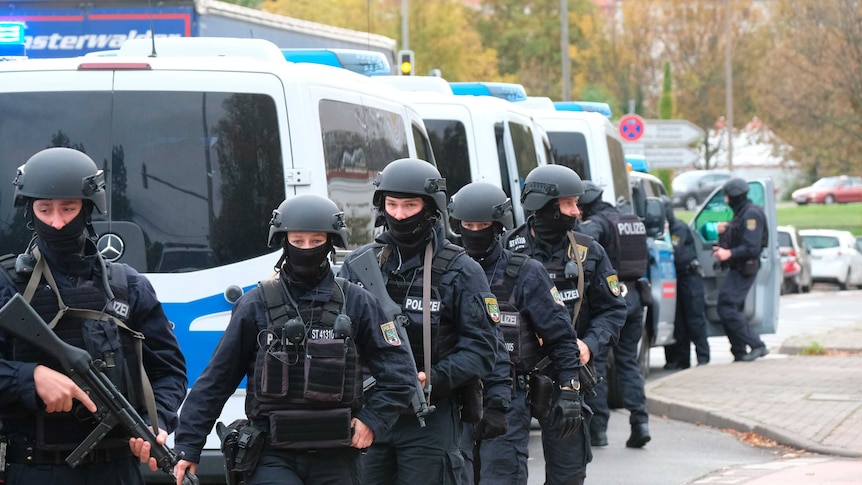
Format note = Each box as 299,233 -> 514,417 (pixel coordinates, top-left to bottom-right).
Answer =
516,374 -> 529,391
4,443 -> 132,466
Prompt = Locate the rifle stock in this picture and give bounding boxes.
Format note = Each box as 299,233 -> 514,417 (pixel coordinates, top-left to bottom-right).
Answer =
350,249 -> 435,427
0,294 -> 198,485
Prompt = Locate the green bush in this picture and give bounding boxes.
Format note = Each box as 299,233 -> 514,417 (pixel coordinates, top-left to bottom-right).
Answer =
675,203 -> 862,236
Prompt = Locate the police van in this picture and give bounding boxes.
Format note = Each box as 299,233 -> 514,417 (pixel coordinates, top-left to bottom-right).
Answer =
374,79 -> 550,226
0,37 -> 435,482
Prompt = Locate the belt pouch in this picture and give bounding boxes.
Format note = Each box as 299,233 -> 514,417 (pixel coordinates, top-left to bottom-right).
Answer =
260,351 -> 291,398
304,339 -> 347,402
459,378 -> 484,424
742,259 -> 760,276
528,371 -> 554,420
269,408 -> 352,449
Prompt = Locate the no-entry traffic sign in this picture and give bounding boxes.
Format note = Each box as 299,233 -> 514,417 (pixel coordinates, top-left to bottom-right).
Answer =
618,114 -> 645,141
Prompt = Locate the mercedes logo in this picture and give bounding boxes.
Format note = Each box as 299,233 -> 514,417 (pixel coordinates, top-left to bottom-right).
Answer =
97,233 -> 125,262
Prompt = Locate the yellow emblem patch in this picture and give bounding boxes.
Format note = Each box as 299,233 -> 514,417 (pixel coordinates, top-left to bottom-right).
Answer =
671,235 -> 681,247
485,297 -> 501,323
607,274 -> 621,297
380,321 -> 402,346
550,287 -> 565,306
577,244 -> 589,262
746,218 -> 757,231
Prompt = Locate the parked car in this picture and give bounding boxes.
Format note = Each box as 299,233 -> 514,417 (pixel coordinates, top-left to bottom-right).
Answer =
792,175 -> 862,205
799,229 -> 862,290
671,170 -> 732,210
777,225 -> 812,294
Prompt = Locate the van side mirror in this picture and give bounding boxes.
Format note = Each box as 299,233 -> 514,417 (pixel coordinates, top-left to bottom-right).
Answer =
644,197 -> 665,238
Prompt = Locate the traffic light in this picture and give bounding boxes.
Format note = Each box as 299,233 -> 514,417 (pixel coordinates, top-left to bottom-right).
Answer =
398,50 -> 414,76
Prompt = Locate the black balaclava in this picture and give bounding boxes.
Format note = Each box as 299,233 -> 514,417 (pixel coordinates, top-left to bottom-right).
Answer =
31,200 -> 90,255
383,194 -> 436,256
459,224 -> 499,259
532,201 -> 577,244
728,194 -> 748,215
282,241 -> 332,288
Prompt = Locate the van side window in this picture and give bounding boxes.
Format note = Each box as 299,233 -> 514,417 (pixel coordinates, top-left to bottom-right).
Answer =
509,121 -> 538,188
495,123 -> 512,198
547,131 -> 590,179
320,100 -> 409,248
607,135 -> 631,206
412,124 -> 434,164
0,91 -> 285,274
425,119 -> 471,197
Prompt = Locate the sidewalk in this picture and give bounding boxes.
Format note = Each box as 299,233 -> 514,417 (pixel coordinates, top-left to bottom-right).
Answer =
646,322 -> 862,481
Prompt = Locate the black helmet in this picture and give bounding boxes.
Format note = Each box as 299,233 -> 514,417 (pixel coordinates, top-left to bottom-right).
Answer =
448,182 -> 514,232
724,177 -> 749,198
372,158 -> 447,218
520,165 -> 585,211
579,180 -> 604,206
13,147 -> 106,214
268,194 -> 348,249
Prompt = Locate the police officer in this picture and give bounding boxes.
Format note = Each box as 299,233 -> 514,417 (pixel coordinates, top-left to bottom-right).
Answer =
663,197 -> 710,369
503,165 -> 626,485
172,194 -> 416,485
450,182 -> 582,484
576,181 -> 651,448
713,177 -> 769,362
0,147 -> 188,485
338,158 -> 499,484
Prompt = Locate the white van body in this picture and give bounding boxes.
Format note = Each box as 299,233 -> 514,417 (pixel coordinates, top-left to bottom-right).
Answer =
530,110 -> 632,209
0,38 -> 434,482
381,88 -> 548,226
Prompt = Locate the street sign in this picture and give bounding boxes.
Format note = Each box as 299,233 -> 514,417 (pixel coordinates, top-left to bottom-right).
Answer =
618,114 -> 645,142
640,120 -> 705,146
643,147 -> 701,169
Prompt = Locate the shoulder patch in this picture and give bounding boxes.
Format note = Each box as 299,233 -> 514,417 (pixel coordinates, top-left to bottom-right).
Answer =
577,244 -> 589,262
671,235 -> 681,247
606,274 -> 621,297
485,297 -> 501,323
550,287 -> 565,306
380,321 -> 402,346
746,218 -> 757,231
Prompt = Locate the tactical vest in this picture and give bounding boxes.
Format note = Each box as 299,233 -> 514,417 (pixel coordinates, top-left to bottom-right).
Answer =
383,242 -> 465,372
250,277 -> 362,419
599,209 -> 648,281
490,253 -> 540,373
0,253 -> 143,451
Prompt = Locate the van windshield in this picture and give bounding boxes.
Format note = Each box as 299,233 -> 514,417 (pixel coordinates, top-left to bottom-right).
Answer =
547,131 -> 590,179
0,91 -> 285,274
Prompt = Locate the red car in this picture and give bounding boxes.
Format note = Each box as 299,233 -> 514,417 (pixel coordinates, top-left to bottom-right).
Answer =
792,175 -> 862,205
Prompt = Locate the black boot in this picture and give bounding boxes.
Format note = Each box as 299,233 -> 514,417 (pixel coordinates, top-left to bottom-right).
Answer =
591,430 -> 608,447
626,423 -> 651,448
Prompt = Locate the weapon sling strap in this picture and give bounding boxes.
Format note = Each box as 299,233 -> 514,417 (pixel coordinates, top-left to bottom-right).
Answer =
22,247 -> 161,435
422,242 -> 433,400
505,253 -> 528,280
566,232 -> 585,325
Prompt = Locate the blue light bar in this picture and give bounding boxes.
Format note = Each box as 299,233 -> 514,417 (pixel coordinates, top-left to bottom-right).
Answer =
449,82 -> 528,102
0,22 -> 26,58
626,154 -> 649,173
555,101 -> 612,118
281,48 -> 392,76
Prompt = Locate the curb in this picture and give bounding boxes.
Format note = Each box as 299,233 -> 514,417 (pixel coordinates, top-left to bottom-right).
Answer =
646,393 -> 862,458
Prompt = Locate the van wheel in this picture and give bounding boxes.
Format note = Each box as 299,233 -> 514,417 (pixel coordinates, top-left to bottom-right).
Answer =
685,196 -> 698,211
839,269 -> 850,291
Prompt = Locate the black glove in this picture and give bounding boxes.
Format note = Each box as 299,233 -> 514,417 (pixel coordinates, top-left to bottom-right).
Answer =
549,389 -> 582,438
474,406 -> 508,441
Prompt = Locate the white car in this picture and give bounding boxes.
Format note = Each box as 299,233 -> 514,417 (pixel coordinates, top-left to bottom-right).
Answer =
799,229 -> 862,290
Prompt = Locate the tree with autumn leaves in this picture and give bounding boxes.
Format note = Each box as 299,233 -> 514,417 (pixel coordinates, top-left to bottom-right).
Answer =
257,0 -> 861,181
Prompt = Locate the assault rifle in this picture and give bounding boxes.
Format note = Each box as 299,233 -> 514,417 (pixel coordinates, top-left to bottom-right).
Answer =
0,294 -> 198,485
351,249 -> 436,427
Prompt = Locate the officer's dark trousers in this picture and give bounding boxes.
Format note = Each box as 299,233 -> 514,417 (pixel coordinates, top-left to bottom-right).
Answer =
670,272 -> 710,366
459,387 -> 531,485
362,395 -> 462,485
587,287 -> 648,435
5,456 -> 144,485
540,392 -> 592,485
245,446 -> 360,485
717,269 -> 765,358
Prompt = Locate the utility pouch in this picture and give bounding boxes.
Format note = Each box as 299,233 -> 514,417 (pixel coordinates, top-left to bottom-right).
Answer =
528,371 -> 554,420
742,259 -> 760,277
260,351 -> 291,398
636,277 -> 653,307
269,408 -> 352,449
228,420 -> 265,473
459,378 -> 484,424
304,339 -> 347,402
